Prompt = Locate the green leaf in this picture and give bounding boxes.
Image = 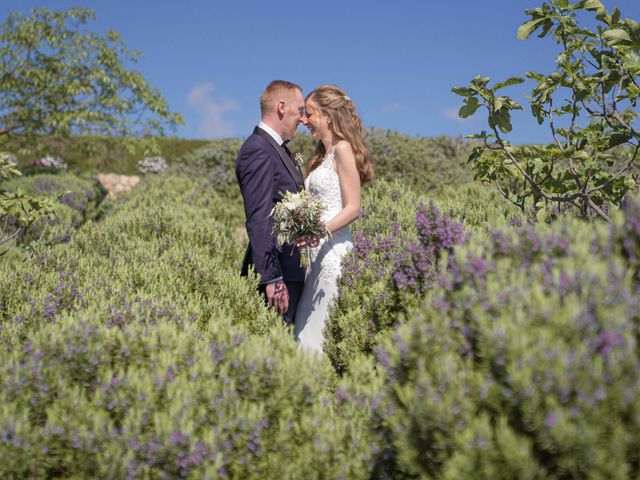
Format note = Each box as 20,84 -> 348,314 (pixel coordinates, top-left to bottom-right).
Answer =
605,132 -> 632,149
459,96 -> 480,118
466,131 -> 489,140
494,76 -> 525,90
572,150 -> 590,161
493,109 -> 513,133
451,86 -> 474,96
602,28 -> 632,46
517,18 -> 547,40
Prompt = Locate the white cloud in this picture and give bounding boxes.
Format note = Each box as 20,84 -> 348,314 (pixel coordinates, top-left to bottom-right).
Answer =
442,106 -> 475,123
187,83 -> 238,138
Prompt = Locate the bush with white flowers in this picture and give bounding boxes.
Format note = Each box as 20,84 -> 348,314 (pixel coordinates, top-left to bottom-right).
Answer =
137,156 -> 168,174
31,155 -> 67,170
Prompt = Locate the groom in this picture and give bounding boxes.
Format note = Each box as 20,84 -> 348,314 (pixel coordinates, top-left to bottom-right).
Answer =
235,80 -> 306,324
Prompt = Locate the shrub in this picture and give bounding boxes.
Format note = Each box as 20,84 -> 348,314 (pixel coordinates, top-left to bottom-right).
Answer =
0,310 -> 376,478
0,173 -> 381,478
324,180 -> 521,374
137,155 -> 168,174
177,139 -> 243,198
0,176 -> 264,342
373,199 -> 640,478
0,172 -> 105,251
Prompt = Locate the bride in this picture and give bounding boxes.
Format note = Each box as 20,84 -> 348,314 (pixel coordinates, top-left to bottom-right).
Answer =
294,85 -> 374,353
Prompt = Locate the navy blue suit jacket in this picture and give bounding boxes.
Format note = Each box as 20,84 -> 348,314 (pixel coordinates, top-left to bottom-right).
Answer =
236,127 -> 306,284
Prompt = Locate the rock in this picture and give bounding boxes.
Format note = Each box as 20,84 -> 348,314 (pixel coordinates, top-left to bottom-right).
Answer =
97,173 -> 142,199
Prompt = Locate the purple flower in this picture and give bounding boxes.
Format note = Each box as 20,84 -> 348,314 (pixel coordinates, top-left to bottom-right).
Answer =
171,430 -> 184,445
545,412 -> 558,428
334,387 -> 348,402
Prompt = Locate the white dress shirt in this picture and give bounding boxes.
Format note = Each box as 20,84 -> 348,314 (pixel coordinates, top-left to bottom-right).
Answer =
258,121 -> 285,146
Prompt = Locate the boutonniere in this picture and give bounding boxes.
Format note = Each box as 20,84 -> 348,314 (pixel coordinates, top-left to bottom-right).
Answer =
294,153 -> 305,170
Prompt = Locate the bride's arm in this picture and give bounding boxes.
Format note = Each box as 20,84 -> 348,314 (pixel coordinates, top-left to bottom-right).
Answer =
325,141 -> 361,234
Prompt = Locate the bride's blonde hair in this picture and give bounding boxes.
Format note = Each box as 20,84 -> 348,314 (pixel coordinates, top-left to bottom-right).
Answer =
305,85 -> 373,183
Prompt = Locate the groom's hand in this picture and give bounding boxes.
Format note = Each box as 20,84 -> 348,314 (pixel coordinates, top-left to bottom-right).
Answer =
266,280 -> 289,314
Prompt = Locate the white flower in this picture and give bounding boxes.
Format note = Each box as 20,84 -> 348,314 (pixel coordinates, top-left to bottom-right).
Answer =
295,153 -> 305,169
38,155 -> 67,169
138,156 -> 168,174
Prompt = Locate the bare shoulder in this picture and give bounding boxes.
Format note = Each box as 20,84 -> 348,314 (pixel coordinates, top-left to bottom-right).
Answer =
333,140 -> 355,161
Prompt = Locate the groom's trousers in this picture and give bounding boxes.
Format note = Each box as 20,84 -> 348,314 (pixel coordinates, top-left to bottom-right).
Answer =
258,281 -> 304,326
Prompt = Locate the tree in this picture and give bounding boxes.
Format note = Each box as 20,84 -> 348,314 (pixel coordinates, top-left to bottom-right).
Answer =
453,0 -> 639,221
0,7 -> 183,157
0,7 -> 183,256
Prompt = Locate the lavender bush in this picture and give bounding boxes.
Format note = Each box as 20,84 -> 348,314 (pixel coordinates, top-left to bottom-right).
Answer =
373,199 -> 640,478
0,174 -> 380,477
324,180 -> 520,374
0,310 -> 375,478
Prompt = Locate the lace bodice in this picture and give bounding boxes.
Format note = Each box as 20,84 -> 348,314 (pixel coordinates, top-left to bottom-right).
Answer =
302,148 -> 352,277
305,149 -> 344,225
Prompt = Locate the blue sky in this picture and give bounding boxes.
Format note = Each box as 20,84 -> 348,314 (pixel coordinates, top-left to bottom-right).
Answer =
2,0 -> 638,144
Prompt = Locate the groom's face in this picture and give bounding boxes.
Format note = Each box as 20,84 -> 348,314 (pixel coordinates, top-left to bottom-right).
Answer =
281,89 -> 305,141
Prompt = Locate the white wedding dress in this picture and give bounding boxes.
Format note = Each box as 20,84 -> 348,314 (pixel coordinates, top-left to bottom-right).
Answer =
294,149 -> 352,353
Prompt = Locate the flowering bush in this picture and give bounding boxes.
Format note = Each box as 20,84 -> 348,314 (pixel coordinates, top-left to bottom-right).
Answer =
29,155 -> 67,170
137,155 -> 168,174
0,310 -> 376,478
373,200 -> 640,478
324,180 -> 514,374
0,173 -> 382,477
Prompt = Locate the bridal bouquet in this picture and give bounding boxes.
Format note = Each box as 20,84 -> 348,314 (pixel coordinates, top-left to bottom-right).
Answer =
271,190 -> 331,268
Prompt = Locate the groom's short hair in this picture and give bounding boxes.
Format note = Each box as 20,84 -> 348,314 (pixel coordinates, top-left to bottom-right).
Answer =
260,80 -> 302,117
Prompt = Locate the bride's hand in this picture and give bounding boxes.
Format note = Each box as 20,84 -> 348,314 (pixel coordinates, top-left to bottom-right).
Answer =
295,235 -> 320,248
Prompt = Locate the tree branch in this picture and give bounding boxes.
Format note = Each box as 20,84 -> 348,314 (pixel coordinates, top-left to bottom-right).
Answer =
586,142 -> 640,194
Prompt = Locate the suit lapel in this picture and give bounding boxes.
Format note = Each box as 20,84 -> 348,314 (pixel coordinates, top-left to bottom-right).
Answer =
253,127 -> 305,189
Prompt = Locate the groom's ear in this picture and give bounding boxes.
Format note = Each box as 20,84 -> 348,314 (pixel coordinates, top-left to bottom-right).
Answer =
276,100 -> 286,118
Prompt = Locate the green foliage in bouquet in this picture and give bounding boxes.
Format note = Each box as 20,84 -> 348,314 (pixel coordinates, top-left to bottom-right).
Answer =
372,199 -> 640,478
453,0 -> 640,221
